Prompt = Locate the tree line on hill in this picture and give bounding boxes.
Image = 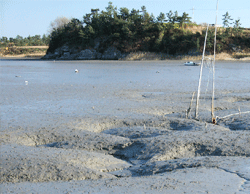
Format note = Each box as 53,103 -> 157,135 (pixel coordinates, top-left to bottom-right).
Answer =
1,2 -> 249,56
47,2 -> 249,56
47,2 -> 199,55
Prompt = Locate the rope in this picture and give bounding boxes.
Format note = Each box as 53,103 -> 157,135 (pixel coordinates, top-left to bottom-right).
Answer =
217,111 -> 250,120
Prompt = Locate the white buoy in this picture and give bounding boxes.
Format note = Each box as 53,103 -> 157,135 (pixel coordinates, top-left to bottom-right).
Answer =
25,81 -> 28,85
75,69 -> 79,73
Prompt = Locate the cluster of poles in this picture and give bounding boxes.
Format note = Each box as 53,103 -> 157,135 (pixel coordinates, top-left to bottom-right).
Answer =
194,0 -> 219,123
190,0 -> 249,123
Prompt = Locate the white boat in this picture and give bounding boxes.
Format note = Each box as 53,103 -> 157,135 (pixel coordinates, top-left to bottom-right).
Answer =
184,61 -> 200,66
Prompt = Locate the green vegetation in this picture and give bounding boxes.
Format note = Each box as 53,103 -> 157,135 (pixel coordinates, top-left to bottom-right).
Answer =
47,2 -> 198,55
0,34 -> 50,56
46,2 -> 249,56
0,34 -> 50,48
1,2 -> 249,58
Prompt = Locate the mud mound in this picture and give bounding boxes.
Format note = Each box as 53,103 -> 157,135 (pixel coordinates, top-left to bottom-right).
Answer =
1,117 -> 249,184
0,145 -> 131,183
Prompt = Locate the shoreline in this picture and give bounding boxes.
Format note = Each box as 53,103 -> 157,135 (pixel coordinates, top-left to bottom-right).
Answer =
1,51 -> 250,61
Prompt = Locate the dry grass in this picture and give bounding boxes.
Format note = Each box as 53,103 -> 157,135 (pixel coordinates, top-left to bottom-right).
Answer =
121,51 -> 250,61
0,52 -> 46,58
121,52 -> 165,61
0,45 -> 47,58
14,46 -> 49,49
180,53 -> 234,61
184,26 -> 205,34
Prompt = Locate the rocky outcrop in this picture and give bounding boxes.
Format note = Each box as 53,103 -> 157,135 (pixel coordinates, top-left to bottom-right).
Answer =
101,47 -> 125,60
42,45 -> 127,60
77,49 -> 98,60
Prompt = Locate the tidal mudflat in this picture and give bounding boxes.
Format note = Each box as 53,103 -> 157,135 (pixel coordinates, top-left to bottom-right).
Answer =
0,60 -> 250,193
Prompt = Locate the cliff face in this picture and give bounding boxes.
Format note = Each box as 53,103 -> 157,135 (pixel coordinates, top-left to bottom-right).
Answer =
42,44 -> 127,60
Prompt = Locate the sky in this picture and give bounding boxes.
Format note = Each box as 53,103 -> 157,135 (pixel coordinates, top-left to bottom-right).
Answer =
1,0 -> 250,38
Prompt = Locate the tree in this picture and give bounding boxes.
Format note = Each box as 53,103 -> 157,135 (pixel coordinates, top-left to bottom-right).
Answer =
166,10 -> 179,26
14,35 -> 23,46
106,1 -> 117,18
233,18 -> 242,37
234,18 -> 241,28
91,9 -> 99,14
157,12 -> 165,23
42,34 -> 50,45
222,12 -> 233,27
166,10 -> 174,24
178,12 -> 191,27
173,11 -> 179,23
141,6 -> 154,24
119,7 -> 130,20
141,6 -> 146,14
49,17 -> 71,33
0,37 -> 9,47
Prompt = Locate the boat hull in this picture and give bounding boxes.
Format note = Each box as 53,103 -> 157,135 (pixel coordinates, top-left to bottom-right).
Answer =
184,62 -> 200,66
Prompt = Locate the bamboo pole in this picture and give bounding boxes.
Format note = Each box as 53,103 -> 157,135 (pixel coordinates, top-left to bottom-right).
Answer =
195,25 -> 209,119
212,0 -> 219,123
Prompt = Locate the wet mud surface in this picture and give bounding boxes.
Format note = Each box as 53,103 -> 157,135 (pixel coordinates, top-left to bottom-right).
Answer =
0,60 -> 250,193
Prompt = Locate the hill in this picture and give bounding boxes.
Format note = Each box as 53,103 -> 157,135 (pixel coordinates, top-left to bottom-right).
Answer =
42,3 -> 249,60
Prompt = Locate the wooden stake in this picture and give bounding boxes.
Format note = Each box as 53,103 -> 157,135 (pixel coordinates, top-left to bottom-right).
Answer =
186,92 -> 195,119
212,0 -> 219,122
195,25 -> 209,119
